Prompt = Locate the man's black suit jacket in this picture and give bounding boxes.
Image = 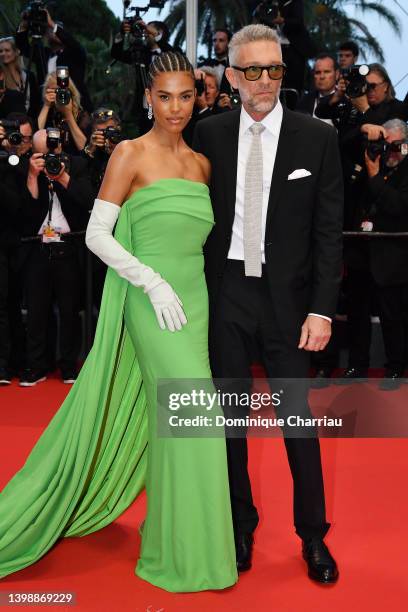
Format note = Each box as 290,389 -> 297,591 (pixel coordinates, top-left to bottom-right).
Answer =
345,156 -> 408,287
193,107 -> 344,341
21,155 -> 94,244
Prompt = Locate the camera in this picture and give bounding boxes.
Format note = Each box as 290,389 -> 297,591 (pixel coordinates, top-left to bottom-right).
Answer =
0,119 -> 22,146
340,64 -> 370,98
102,126 -> 122,144
43,127 -> 69,175
55,67 -> 71,106
253,1 -> 281,27
195,76 -> 205,97
22,0 -> 48,39
366,137 -> 408,162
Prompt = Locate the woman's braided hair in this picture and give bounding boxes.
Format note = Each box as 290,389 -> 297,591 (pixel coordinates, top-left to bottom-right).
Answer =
147,51 -> 195,87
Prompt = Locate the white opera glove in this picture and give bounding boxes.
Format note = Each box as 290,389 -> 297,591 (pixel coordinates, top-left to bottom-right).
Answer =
85,198 -> 187,332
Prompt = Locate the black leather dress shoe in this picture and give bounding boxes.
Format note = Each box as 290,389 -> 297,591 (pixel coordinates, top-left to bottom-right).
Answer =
334,367 -> 368,385
302,538 -> 339,584
311,368 -> 333,388
235,533 -> 254,572
379,370 -> 402,391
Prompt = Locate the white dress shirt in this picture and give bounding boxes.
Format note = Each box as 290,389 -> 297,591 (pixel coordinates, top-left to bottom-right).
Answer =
228,99 -> 331,322
312,90 -> 336,127
38,191 -> 71,235
228,100 -> 283,264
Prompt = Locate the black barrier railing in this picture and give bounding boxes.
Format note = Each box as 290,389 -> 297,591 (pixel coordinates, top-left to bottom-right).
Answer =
19,230 -> 408,357
343,232 -> 408,237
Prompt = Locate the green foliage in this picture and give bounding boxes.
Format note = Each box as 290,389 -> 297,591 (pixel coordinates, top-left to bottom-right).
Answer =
163,0 -> 402,63
1,0 -> 119,45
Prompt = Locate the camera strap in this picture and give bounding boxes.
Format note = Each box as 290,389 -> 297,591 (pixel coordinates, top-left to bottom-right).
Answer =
47,179 -> 55,225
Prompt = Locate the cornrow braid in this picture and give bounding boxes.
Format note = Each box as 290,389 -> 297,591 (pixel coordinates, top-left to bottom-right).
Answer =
147,51 -> 195,87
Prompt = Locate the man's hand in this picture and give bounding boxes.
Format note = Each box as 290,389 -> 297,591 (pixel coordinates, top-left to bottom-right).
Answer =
87,129 -> 106,155
0,125 -> 7,143
44,163 -> 70,188
46,9 -> 55,30
361,123 -> 387,141
351,94 -> 370,114
28,152 -> 45,178
298,315 -> 331,351
364,150 -> 381,178
330,78 -> 347,104
217,93 -> 232,109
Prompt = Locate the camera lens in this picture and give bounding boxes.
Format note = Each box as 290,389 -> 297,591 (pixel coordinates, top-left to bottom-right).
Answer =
44,153 -> 62,175
8,132 -> 23,146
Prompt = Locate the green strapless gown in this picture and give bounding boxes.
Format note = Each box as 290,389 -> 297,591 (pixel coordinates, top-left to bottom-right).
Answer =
0,178 -> 238,592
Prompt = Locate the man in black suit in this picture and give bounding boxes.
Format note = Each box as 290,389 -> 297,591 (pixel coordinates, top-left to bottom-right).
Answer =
193,24 -> 343,583
347,118 -> 408,389
19,128 -> 94,387
296,53 -> 338,124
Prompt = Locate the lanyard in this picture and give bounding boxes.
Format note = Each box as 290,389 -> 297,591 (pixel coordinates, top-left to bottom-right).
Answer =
47,179 -> 55,225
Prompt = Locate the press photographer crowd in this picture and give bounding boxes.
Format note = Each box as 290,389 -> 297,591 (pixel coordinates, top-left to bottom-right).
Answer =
1,0 -> 408,389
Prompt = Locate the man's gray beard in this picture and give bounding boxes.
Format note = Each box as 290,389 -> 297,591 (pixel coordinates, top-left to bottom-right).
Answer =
246,94 -> 278,114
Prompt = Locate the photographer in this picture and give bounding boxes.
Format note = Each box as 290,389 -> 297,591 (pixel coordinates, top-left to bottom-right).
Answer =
316,63 -> 407,227
183,69 -> 220,146
340,119 -> 408,387
0,113 -> 34,384
82,108 -> 122,311
316,63 -> 408,137
82,108 -> 122,189
111,18 -> 174,65
19,128 -> 93,387
253,0 -> 317,94
38,70 -> 87,153
359,119 -> 408,388
16,6 -> 93,112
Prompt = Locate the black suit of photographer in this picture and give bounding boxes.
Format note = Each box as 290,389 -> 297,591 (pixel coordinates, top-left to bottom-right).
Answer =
16,26 -> 93,113
346,156 -> 408,373
21,155 -> 93,376
0,158 -> 30,374
316,96 -> 408,230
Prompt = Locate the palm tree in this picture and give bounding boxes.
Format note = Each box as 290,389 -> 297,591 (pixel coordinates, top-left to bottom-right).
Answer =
305,1 -> 401,62
163,0 -> 401,63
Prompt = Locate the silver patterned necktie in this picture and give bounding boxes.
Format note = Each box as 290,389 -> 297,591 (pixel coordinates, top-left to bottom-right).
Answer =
244,122 -> 265,277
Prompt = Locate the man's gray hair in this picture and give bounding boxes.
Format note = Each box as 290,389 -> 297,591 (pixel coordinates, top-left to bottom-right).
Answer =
228,24 -> 281,66
383,118 -> 408,139
198,65 -> 220,88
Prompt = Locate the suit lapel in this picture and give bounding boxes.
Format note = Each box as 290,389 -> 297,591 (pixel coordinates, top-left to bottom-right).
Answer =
221,110 -> 241,227
265,107 -> 300,235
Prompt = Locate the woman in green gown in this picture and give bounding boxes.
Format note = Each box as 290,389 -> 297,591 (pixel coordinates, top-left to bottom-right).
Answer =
0,52 -> 238,592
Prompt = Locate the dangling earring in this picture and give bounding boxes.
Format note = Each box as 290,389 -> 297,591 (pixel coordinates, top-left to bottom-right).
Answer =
148,104 -> 153,120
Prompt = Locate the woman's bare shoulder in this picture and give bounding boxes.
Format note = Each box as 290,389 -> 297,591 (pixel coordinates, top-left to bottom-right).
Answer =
192,150 -> 211,184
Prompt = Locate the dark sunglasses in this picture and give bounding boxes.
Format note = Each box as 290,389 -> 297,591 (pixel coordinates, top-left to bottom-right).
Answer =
91,109 -> 116,120
232,64 -> 286,81
366,81 -> 386,91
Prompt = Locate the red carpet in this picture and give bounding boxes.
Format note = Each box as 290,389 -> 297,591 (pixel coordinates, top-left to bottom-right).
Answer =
1,375 -> 407,611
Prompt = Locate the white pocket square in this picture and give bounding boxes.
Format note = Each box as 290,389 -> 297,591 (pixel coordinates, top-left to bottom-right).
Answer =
287,169 -> 311,180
